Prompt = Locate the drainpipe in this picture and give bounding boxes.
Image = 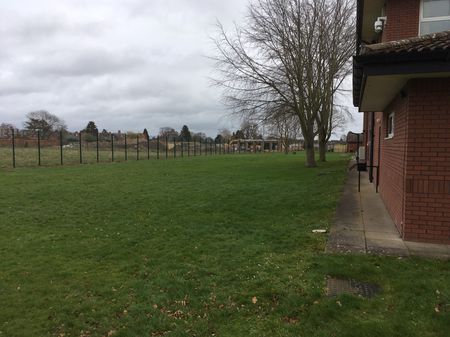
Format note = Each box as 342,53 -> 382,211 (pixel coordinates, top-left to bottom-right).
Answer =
369,111 -> 375,183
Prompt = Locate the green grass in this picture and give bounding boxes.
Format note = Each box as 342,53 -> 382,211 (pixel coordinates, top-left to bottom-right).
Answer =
0,142 -> 216,168
0,154 -> 448,337
0,146 -> 156,168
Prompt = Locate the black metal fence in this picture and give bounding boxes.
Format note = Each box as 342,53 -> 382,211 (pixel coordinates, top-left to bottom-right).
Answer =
0,130 -> 279,169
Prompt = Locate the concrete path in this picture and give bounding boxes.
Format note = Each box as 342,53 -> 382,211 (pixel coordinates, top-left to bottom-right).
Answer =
327,168 -> 450,259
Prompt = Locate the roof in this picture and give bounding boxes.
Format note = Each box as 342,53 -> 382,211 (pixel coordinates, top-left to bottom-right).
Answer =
353,31 -> 450,108
359,31 -> 450,57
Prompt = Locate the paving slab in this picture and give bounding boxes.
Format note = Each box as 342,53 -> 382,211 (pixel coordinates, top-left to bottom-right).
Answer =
366,238 -> 409,257
405,241 -> 450,259
327,168 -> 450,260
365,231 -> 403,241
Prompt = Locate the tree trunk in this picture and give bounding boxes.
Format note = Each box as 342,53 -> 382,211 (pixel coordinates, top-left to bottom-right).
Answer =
318,132 -> 327,162
284,139 -> 289,154
304,137 -> 316,167
319,141 -> 327,162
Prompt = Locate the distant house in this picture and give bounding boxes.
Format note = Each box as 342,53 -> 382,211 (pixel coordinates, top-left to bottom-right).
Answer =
353,0 -> 450,244
0,125 -> 18,138
327,140 -> 347,153
346,132 -> 364,153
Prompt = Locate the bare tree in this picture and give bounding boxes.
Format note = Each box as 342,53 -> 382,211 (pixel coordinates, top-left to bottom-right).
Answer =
218,128 -> 232,142
213,0 -> 355,167
266,107 -> 302,154
24,110 -> 67,138
240,120 -> 261,139
314,1 -> 355,161
158,127 -> 178,140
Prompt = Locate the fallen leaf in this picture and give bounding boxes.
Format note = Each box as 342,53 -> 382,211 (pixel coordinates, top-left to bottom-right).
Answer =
252,296 -> 258,304
336,301 -> 342,307
282,316 -> 299,324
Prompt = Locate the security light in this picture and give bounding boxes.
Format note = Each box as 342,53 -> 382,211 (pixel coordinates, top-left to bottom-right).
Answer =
374,16 -> 387,33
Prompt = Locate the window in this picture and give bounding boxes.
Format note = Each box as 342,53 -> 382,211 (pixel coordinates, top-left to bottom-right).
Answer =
387,112 -> 395,139
420,0 -> 450,35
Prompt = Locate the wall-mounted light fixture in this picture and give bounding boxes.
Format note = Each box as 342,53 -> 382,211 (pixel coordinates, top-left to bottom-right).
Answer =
374,16 -> 387,33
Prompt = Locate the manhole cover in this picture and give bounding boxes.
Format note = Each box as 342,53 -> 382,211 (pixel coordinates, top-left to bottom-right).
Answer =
326,278 -> 381,298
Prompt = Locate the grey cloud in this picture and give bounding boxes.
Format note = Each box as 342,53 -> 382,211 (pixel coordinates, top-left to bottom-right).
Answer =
0,0 -> 361,138
26,48 -> 146,77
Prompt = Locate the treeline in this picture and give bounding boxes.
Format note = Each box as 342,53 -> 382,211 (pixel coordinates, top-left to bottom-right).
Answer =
0,110 -> 277,144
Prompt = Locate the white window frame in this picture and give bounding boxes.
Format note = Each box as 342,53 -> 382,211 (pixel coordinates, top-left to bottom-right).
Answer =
419,0 -> 450,35
386,112 -> 395,139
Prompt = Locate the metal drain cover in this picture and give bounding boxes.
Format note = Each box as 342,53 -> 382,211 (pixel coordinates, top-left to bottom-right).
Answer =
326,278 -> 381,298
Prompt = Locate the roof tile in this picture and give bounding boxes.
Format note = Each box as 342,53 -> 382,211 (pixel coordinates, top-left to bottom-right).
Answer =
360,30 -> 450,56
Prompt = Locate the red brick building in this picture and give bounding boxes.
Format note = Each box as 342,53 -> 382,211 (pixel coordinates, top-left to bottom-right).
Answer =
353,0 -> 450,244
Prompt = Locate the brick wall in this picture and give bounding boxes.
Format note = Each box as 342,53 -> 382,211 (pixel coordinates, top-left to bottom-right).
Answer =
364,107 -> 407,233
382,0 -> 420,42
402,78 -> 450,244
376,95 -> 408,235
363,112 -> 369,160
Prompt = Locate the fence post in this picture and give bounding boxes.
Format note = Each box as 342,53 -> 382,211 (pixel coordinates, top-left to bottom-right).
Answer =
124,134 -> 128,161
11,128 -> 16,168
96,129 -> 99,163
238,140 -> 241,154
194,140 -> 196,156
147,134 -> 150,160
157,136 -> 160,159
79,131 -> 82,164
111,133 -> 114,162
181,139 -> 184,157
165,136 -> 168,159
173,137 -> 176,158
137,134 -> 140,161
60,131 -> 63,165
200,140 -> 202,156
37,130 -> 41,166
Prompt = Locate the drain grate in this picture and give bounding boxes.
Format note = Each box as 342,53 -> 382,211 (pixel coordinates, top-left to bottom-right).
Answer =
326,278 -> 381,298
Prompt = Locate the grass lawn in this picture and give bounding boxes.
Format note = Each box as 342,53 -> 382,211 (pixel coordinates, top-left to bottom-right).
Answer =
0,142 -> 215,168
0,153 -> 449,337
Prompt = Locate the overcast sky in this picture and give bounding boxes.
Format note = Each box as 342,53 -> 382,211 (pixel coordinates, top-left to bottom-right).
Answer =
0,0 -> 362,137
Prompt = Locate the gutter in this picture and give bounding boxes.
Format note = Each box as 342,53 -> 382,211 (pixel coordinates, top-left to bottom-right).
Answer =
356,0 -> 364,55
369,112 -> 375,183
353,50 -> 450,108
